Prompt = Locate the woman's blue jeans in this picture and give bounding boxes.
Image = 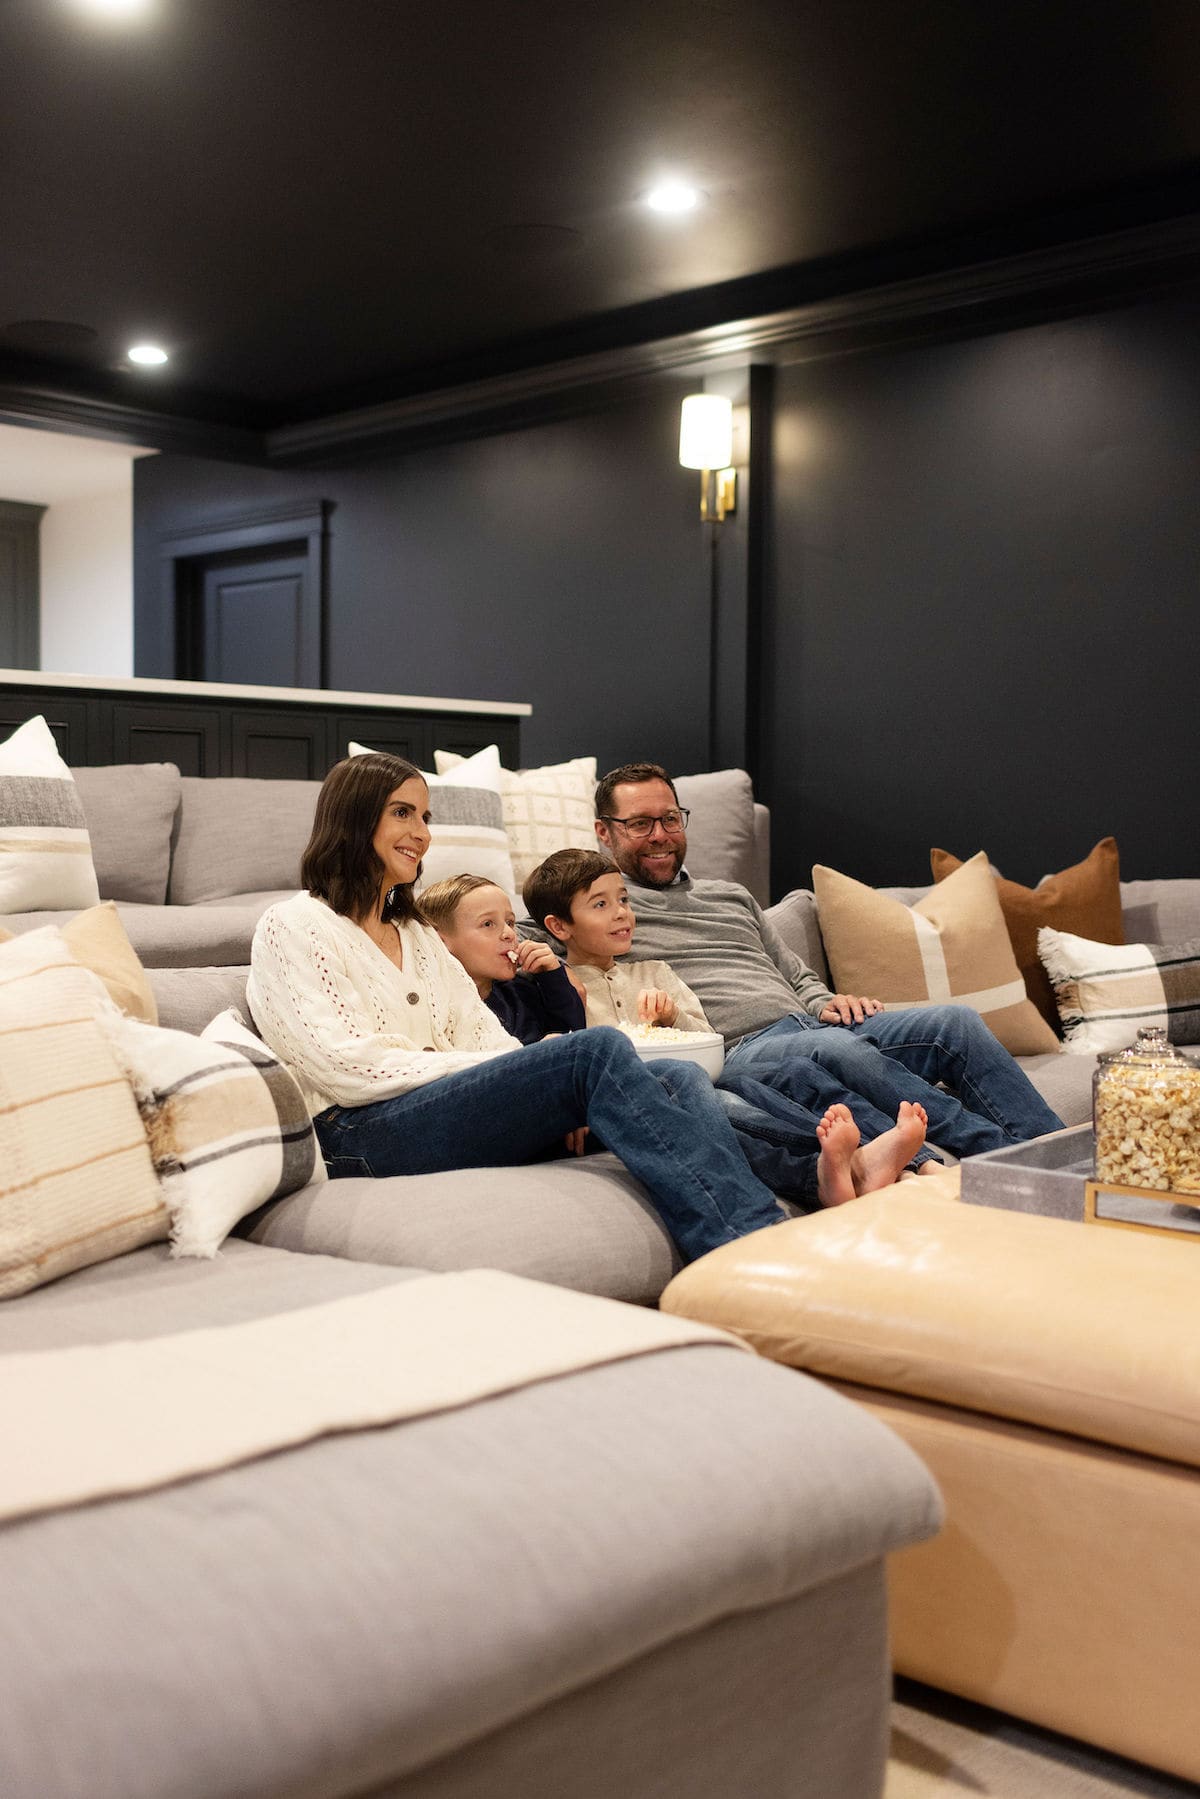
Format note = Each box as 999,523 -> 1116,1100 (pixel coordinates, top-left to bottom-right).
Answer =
314,1026 -> 784,1264
724,1006 -> 1063,1161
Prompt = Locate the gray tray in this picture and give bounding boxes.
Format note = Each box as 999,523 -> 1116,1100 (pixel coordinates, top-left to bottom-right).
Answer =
960,1125 -> 1200,1235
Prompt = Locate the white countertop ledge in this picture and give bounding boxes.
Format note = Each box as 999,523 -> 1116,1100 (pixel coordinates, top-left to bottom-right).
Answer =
0,669 -> 532,717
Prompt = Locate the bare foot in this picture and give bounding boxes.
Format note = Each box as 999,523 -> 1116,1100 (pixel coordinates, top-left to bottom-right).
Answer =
849,1102 -> 929,1195
816,1103 -> 861,1208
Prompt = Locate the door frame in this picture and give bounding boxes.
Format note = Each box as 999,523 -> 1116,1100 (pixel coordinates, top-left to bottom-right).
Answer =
161,499 -> 331,686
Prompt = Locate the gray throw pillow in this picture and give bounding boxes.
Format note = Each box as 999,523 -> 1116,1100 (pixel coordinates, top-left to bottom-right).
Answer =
71,764 -> 182,906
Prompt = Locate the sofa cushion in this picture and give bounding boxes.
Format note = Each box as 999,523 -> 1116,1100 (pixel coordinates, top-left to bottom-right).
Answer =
1119,878 -> 1200,946
932,838 -> 1124,1034
1038,926 -> 1200,1055
813,852 -> 1060,1056
1013,1047 -> 1095,1126
71,763 -> 181,905
0,715 -> 100,915
674,769 -> 757,888
0,899 -> 289,970
147,965 -> 250,1033
763,888 -> 832,988
242,1150 -> 683,1304
168,777 -> 321,904
0,930 -> 167,1298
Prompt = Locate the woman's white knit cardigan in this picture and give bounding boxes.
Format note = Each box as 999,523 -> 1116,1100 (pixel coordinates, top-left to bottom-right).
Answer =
247,891 -> 519,1114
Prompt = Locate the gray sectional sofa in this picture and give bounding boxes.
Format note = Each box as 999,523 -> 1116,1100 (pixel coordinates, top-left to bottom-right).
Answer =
8,758 -> 1196,1299
1,764 -> 947,1799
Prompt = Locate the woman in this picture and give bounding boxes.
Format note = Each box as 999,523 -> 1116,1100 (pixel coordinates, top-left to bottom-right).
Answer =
247,752 -> 786,1263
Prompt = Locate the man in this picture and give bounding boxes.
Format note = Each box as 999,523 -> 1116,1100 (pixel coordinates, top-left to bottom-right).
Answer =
584,761 -> 1063,1159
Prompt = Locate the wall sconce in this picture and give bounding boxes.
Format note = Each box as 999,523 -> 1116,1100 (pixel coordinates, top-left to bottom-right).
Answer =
679,393 -> 737,521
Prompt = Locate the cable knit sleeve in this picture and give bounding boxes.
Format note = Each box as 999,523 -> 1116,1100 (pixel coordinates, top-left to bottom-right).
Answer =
247,895 -> 520,1109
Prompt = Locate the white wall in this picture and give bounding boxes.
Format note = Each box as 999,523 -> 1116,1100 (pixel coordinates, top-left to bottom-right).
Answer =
39,485 -> 134,676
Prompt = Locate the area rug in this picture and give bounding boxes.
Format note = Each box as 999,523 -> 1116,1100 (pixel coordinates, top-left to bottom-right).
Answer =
887,1681 -> 1195,1798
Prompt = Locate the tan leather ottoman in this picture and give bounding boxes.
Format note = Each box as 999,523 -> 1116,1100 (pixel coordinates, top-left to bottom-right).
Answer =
661,1186 -> 1200,1784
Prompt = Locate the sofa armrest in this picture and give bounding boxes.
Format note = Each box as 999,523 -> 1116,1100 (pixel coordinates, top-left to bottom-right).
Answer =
764,889 -> 832,988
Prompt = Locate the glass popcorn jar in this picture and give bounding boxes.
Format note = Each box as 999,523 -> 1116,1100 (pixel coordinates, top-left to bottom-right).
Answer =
1092,1026 -> 1200,1194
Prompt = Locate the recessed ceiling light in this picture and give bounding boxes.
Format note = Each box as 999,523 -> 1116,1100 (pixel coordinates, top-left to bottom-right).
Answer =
644,180 -> 703,215
71,0 -> 155,19
127,343 -> 168,366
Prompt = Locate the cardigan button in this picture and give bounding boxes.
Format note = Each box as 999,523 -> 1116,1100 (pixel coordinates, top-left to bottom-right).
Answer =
406,992 -> 420,1005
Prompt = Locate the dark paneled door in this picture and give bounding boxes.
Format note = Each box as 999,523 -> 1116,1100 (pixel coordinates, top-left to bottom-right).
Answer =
0,499 -> 46,667
199,546 -> 316,687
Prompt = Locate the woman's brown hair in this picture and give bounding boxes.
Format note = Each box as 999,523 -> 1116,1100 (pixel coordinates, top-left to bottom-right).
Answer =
301,752 -> 427,924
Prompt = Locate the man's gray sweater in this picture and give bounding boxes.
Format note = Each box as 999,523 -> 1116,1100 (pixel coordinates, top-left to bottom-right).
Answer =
542,875 -> 836,1047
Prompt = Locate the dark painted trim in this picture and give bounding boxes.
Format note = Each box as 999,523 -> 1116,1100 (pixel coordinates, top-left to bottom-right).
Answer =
0,386 -> 264,461
744,364 -> 773,795
264,214 -> 1200,462
4,214 -> 1198,466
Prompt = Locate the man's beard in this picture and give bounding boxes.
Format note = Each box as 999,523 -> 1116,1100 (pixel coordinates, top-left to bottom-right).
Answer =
620,841 -> 684,888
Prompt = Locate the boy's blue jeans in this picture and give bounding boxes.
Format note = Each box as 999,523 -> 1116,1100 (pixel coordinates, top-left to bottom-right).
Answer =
314,1026 -> 783,1264
723,1006 -> 1062,1160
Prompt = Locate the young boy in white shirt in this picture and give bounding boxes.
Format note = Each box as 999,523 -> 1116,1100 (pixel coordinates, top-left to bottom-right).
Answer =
522,848 -> 932,1207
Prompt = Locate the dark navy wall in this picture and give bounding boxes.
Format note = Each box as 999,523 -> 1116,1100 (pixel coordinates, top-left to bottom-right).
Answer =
135,293 -> 1200,898
764,295 -> 1200,895
134,383 -> 710,775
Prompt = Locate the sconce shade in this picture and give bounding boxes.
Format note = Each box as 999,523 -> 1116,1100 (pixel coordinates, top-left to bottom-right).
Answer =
679,393 -> 733,470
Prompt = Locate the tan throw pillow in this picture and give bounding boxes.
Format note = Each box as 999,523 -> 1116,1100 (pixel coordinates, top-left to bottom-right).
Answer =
932,838 -> 1123,1034
0,903 -> 157,1023
0,930 -> 167,1299
813,853 -> 1059,1056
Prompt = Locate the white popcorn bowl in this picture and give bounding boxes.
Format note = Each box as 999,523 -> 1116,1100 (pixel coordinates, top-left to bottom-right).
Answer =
628,1030 -> 725,1082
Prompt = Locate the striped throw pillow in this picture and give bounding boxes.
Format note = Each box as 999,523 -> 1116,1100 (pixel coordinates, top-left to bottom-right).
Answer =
813,852 -> 1060,1056
0,715 -> 101,914
0,930 -> 167,1299
434,747 -> 598,886
100,1005 -> 326,1259
1038,927 -> 1200,1055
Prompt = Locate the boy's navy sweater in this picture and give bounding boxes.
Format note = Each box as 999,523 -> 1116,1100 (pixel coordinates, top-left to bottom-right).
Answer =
485,964 -> 586,1044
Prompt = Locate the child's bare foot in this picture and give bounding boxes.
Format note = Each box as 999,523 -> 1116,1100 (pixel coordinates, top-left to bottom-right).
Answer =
816,1103 -> 861,1207
849,1102 -> 929,1194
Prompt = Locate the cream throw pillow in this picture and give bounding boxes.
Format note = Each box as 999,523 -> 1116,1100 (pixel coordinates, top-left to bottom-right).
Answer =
434,746 -> 598,885
813,852 -> 1060,1056
0,715 -> 100,914
0,902 -> 157,1024
0,930 -> 167,1299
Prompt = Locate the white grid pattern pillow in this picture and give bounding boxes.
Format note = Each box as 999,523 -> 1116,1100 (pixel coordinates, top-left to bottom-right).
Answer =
434,746 -> 598,885
0,716 -> 100,914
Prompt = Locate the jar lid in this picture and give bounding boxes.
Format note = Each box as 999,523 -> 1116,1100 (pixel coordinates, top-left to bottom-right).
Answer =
1097,1025 -> 1195,1071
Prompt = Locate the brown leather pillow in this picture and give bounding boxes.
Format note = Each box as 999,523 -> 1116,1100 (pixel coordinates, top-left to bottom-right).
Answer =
931,838 -> 1123,1034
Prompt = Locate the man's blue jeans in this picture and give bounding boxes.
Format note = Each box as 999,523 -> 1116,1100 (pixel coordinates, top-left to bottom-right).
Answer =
314,1026 -> 784,1264
724,1006 -> 1063,1160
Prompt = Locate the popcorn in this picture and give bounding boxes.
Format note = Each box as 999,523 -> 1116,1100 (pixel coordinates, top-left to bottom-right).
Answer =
617,1022 -> 713,1045
1094,1060 -> 1200,1194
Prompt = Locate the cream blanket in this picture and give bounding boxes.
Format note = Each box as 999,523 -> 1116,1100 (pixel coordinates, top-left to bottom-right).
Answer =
1,1268 -> 745,1522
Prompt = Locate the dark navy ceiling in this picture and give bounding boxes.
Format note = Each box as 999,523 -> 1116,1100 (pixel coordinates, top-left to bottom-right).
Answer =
2,0 -> 1199,444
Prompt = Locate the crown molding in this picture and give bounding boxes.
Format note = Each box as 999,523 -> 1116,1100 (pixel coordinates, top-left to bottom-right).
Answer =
266,213 -> 1200,465
2,215 -> 1196,468
0,382 -> 263,461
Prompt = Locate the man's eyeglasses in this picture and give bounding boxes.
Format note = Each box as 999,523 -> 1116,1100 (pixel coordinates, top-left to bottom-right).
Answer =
599,809 -> 690,840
